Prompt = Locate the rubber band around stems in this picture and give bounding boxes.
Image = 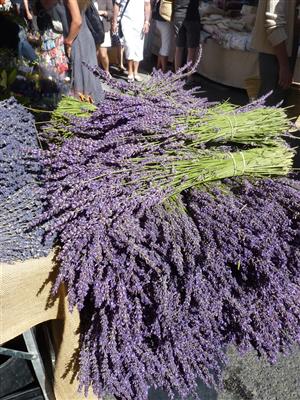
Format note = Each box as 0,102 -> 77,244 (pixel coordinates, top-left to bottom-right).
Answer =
225,114 -> 237,139
228,152 -> 237,176
228,151 -> 247,176
240,151 -> 246,174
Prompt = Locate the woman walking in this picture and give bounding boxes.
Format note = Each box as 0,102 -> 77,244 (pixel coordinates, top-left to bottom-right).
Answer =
112,0 -> 151,82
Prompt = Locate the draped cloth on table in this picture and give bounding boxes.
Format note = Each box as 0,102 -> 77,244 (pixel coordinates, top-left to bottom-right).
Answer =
0,253 -> 98,400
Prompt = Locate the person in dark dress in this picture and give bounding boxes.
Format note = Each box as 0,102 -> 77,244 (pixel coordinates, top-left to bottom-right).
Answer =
63,0 -> 104,102
37,0 -> 104,102
173,0 -> 200,71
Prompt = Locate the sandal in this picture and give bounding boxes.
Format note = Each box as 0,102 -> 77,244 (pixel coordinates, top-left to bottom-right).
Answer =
134,74 -> 143,82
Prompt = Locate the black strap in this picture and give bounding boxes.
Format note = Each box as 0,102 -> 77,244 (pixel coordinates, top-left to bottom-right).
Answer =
119,0 -> 130,22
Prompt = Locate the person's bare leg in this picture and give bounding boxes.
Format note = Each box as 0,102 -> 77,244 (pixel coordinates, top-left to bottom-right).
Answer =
160,55 -> 168,72
157,55 -> 169,72
186,47 -> 199,81
127,59 -> 134,80
98,47 -> 109,73
157,55 -> 162,70
133,61 -> 143,81
133,61 -> 140,75
115,45 -> 120,66
119,46 -> 126,70
187,47 -> 198,69
175,46 -> 184,72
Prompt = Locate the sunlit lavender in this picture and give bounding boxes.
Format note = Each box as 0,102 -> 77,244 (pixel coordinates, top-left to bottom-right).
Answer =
0,98 -> 40,200
33,62 -> 300,399
0,98 -> 52,263
37,137 -> 300,398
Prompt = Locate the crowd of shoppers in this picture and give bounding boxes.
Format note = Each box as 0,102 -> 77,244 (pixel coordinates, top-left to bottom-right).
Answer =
1,0 -> 299,105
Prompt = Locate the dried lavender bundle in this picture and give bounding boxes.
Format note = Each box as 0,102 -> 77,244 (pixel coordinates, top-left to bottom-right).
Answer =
183,178 -> 300,360
84,62 -> 209,115
41,176 -> 299,400
0,184 -> 53,263
0,98 -> 53,263
36,127 -> 299,398
41,64 -> 292,164
179,105 -> 291,147
35,67 -> 299,399
38,132 -> 293,255
0,97 -> 41,201
41,63 -> 213,145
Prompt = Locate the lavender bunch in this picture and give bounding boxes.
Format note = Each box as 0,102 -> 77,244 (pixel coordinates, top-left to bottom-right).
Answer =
41,87 -> 201,147
0,97 -> 41,201
36,66 -> 298,399
37,131 -> 300,398
178,104 -> 291,147
44,176 -> 299,400
77,199 -> 227,399
0,184 -> 53,263
0,98 -> 53,263
38,133 -> 293,242
183,178 -> 300,360
42,64 -> 292,155
41,62 -> 211,145
84,61 -> 209,116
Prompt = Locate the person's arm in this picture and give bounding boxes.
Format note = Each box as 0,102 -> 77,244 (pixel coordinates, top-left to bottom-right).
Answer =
112,1 -> 120,33
264,0 -> 294,89
64,0 -> 82,56
23,0 -> 33,20
104,0 -> 113,21
143,0 -> 151,34
98,0 -> 107,17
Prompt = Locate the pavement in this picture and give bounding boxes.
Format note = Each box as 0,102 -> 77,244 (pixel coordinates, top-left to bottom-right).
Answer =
147,345 -> 300,400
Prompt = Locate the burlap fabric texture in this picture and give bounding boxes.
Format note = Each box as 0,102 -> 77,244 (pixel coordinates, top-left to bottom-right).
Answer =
0,252 -> 98,400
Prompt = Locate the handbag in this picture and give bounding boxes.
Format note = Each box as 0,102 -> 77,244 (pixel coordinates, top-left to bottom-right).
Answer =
159,0 -> 173,22
118,0 -> 130,38
27,29 -> 41,46
36,0 -> 63,33
85,2 -> 105,46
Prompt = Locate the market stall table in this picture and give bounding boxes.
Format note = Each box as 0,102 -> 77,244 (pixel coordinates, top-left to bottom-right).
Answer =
0,253 -> 98,400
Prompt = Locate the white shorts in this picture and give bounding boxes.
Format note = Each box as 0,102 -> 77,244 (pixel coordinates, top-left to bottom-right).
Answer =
122,23 -> 145,61
100,31 -> 112,48
155,20 -> 173,57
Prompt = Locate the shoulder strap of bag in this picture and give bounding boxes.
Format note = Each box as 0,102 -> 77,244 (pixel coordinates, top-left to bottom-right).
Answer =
120,0 -> 130,21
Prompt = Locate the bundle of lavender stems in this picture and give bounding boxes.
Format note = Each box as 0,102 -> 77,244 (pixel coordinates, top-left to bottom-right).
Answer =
5,66 -> 299,399
0,98 -> 52,262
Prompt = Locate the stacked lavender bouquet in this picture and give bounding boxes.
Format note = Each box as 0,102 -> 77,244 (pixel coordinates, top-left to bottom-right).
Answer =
0,98 -> 52,262
29,68 -> 300,399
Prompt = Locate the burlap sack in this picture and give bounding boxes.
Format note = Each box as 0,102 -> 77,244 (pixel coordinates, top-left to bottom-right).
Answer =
0,253 -> 98,400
